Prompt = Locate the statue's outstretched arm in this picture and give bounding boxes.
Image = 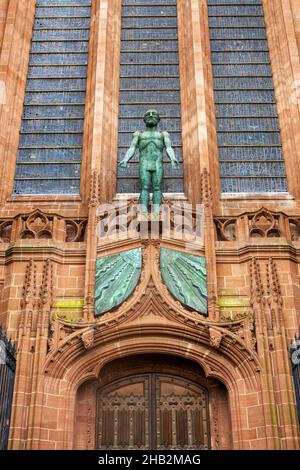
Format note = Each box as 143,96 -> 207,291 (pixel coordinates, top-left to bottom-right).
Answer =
163,132 -> 179,170
119,131 -> 140,168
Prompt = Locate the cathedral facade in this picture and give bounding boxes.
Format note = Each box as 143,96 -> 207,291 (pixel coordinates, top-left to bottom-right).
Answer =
0,0 -> 299,450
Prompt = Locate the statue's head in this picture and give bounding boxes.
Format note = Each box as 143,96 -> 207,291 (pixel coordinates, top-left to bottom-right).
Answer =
144,109 -> 160,127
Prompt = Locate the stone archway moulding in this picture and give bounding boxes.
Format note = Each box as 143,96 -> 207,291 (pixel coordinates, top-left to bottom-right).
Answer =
42,327 -> 265,450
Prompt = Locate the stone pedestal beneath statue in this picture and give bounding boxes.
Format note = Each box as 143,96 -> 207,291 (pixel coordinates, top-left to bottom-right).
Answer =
138,211 -> 163,239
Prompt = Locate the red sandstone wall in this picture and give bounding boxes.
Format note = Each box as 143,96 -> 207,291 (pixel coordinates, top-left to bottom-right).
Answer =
0,0 -> 8,50
291,0 -> 300,53
0,0 -> 298,451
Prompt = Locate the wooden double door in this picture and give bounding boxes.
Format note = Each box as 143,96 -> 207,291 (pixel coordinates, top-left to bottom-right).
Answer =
96,373 -> 210,450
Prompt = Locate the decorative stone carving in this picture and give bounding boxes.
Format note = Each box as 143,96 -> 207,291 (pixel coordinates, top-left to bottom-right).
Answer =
289,218 -> 300,241
19,259 -> 53,339
82,328 -> 95,350
89,170 -> 101,208
21,260 -> 37,311
95,248 -> 142,316
214,207 -> 290,241
0,210 -> 88,243
249,208 -> 281,238
214,218 -> 236,241
40,259 -> 53,310
160,247 -> 208,315
65,219 -> 87,242
201,168 -> 213,207
209,328 -> 223,349
20,209 -> 52,240
0,220 -> 13,243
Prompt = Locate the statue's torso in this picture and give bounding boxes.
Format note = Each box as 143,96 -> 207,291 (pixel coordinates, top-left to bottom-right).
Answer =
138,131 -> 164,171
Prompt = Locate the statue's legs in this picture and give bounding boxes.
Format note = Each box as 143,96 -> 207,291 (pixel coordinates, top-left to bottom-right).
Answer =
140,168 -> 151,213
152,166 -> 163,214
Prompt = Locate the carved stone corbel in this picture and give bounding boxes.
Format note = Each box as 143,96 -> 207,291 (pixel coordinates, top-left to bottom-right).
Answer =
82,328 -> 95,350
209,327 -> 223,349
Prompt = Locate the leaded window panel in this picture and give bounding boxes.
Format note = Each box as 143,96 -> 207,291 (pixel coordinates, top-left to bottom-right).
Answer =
117,0 -> 183,194
14,0 -> 91,195
208,0 -> 287,193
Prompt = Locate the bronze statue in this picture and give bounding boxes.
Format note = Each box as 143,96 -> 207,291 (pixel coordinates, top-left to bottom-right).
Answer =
119,109 -> 179,214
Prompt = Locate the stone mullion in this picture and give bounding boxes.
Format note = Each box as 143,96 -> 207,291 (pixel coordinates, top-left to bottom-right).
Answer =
104,1 -> 121,203
88,0 -> 109,186
198,0 -> 220,209
83,0 -> 110,321
177,0 -> 198,204
0,0 -> 19,196
186,0 -> 220,208
80,0 -> 99,204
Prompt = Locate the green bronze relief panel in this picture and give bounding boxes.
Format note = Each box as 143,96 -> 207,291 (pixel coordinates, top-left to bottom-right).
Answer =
95,248 -> 142,316
160,248 -> 208,316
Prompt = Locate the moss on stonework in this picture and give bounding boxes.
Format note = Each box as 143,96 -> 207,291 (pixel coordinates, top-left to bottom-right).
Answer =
218,289 -> 239,297
55,312 -> 83,324
52,297 -> 84,323
220,311 -> 253,322
217,297 -> 250,308
52,299 -> 84,309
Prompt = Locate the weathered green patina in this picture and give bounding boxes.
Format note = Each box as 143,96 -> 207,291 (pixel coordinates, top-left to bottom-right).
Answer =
160,248 -> 208,315
95,248 -> 142,316
119,110 -> 179,214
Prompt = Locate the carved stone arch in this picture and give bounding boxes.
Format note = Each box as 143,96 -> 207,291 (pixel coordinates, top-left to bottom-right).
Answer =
42,323 -> 266,450
76,354 -> 232,450
45,321 -> 260,384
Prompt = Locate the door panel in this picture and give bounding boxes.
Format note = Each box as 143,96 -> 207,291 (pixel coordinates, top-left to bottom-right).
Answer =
96,373 -> 210,450
97,376 -> 150,449
156,376 -> 209,450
